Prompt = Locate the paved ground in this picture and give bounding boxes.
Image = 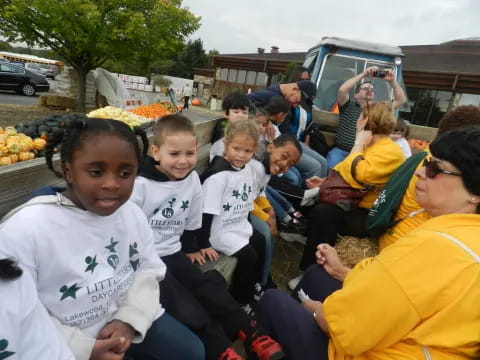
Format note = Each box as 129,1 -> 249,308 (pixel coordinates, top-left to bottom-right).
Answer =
0,91 -> 43,106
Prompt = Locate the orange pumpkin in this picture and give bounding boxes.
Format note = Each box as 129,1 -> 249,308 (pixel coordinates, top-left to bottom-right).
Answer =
33,138 -> 47,151
9,154 -> 18,164
191,99 -> 201,106
19,151 -> 35,161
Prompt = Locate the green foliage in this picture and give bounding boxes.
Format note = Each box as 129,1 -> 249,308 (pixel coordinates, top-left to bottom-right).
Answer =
169,39 -> 211,79
0,0 -> 200,111
152,75 -> 172,88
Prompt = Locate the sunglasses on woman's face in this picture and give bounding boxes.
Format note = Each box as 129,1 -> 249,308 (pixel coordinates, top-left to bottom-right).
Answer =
423,158 -> 461,179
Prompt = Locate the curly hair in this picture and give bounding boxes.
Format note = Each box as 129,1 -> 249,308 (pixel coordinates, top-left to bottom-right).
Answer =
437,105 -> 480,135
361,101 -> 396,135
224,119 -> 259,146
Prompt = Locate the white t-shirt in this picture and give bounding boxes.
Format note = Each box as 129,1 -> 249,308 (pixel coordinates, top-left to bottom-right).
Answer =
182,86 -> 192,97
202,165 -> 255,255
395,137 -> 412,158
0,199 -> 166,342
249,158 -> 271,198
131,171 -> 203,257
0,269 -> 75,360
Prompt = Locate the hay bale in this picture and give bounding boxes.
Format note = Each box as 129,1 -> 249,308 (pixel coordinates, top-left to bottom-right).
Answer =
335,236 -> 379,268
42,95 -> 76,110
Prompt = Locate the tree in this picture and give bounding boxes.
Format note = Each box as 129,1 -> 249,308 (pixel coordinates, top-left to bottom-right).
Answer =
169,39 -> 211,79
0,0 -> 200,112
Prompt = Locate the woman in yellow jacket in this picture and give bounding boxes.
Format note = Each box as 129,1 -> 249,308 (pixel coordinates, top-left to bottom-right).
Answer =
378,105 -> 480,250
293,102 -> 404,285
259,126 -> 480,360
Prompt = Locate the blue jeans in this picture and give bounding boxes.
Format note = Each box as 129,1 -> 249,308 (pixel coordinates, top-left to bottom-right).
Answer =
250,214 -> 274,286
127,312 -> 205,360
301,143 -> 328,178
282,167 -> 302,187
295,144 -> 327,181
326,147 -> 349,169
265,186 -> 293,222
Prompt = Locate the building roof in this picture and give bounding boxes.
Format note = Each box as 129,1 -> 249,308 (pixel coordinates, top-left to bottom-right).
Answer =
214,51 -> 306,62
400,39 -> 480,75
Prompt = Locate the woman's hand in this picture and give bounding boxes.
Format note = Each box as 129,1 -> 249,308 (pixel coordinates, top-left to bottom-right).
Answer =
316,244 -> 350,282
306,176 -> 325,189
354,130 -> 373,148
201,247 -> 220,262
186,251 -> 206,266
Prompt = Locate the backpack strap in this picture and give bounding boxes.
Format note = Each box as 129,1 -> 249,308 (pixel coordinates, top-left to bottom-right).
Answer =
436,232 -> 480,263
351,155 -> 371,190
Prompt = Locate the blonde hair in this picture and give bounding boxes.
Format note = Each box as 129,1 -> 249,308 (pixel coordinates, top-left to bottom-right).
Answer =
361,101 -> 396,135
224,119 -> 259,147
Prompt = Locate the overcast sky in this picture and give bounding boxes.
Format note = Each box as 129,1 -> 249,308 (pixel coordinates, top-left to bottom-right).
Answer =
181,0 -> 480,54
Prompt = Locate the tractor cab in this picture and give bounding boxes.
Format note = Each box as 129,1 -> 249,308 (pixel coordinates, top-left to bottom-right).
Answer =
304,37 -> 405,113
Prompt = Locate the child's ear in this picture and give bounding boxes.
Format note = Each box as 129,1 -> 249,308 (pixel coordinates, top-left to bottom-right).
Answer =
150,144 -> 160,161
63,162 -> 73,184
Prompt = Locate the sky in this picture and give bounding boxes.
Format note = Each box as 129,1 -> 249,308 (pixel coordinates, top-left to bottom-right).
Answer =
181,0 -> 480,54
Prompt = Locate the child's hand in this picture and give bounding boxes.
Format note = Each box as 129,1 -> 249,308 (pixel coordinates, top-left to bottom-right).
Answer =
266,122 -> 276,142
97,320 -> 134,354
306,176 -> 325,189
186,251 -> 206,265
266,214 -> 278,236
201,247 -> 220,262
316,244 -> 350,281
90,337 -> 127,360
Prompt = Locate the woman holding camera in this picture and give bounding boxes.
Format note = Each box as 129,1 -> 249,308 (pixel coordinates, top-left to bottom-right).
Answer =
260,126 -> 480,360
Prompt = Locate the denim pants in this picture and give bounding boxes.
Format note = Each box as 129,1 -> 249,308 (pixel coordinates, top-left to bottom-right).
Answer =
265,186 -> 293,221
126,312 -> 205,360
326,147 -> 349,169
250,214 -> 274,285
282,167 -> 302,187
300,143 -> 328,177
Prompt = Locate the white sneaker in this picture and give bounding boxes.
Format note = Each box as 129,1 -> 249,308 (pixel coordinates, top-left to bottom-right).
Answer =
279,232 -> 307,245
288,273 -> 304,291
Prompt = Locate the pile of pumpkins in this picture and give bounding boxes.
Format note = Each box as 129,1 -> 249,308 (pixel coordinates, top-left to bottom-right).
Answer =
0,126 -> 47,167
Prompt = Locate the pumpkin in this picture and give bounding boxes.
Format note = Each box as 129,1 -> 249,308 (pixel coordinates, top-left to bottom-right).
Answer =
33,138 -> 47,151
191,99 -> 201,106
0,134 -> 7,144
6,136 -> 20,145
4,126 -> 17,136
0,127 -> 3,134
9,154 -> 18,164
7,143 -> 20,154
0,145 -> 8,155
18,151 -> 35,161
19,141 -> 32,152
0,156 -> 11,166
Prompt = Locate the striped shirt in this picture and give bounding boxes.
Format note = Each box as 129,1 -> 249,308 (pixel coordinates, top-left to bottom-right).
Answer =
336,99 -> 361,151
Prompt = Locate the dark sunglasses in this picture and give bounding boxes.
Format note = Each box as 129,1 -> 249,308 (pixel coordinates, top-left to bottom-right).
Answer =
423,158 -> 461,179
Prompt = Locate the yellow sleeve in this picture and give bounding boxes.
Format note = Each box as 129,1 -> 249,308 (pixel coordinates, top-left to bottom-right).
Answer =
251,200 -> 269,221
324,258 -> 420,356
334,139 -> 405,189
255,196 -> 271,210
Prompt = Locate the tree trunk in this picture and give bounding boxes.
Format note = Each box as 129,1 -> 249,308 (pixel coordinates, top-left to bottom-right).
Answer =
76,67 -> 88,113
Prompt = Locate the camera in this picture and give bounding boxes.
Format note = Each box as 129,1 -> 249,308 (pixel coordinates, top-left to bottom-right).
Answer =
373,70 -> 387,78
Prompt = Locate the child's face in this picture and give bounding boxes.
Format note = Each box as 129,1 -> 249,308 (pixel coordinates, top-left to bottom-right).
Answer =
389,131 -> 402,141
224,134 -> 256,168
225,108 -> 249,124
255,115 -> 268,136
267,142 -> 301,175
63,134 -> 138,216
270,112 -> 288,124
151,132 -> 197,180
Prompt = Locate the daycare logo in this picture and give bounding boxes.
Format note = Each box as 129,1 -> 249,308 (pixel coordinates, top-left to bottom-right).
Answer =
223,202 -> 232,212
84,255 -> 98,274
105,237 -> 120,270
181,200 -> 189,211
241,183 -> 251,201
0,339 -> 14,360
129,242 -> 140,271
59,283 -> 82,301
162,197 -> 176,218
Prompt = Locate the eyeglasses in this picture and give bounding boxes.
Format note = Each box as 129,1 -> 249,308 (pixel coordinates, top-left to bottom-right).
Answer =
423,158 -> 462,179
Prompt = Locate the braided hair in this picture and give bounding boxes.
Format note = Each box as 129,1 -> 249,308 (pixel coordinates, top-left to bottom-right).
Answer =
0,259 -> 22,281
45,115 -> 149,178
